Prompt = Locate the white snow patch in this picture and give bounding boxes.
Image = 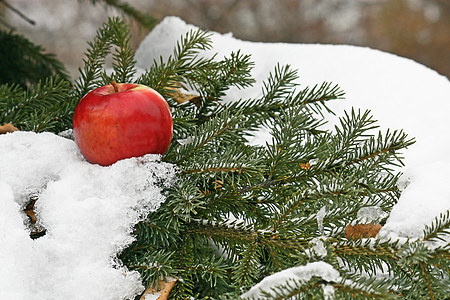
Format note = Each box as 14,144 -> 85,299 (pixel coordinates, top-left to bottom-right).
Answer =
241,261 -> 341,299
357,206 -> 388,224
306,237 -> 328,259
0,131 -> 177,299
379,162 -> 450,240
316,206 -> 328,235
144,293 -> 161,300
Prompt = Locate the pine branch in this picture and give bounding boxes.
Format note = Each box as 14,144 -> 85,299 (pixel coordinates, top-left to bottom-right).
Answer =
125,249 -> 177,288
74,17 -> 137,100
333,275 -> 400,299
423,209 -> 450,243
74,18 -> 117,98
333,238 -> 399,275
0,76 -> 72,132
0,29 -> 69,88
107,18 -> 136,83
295,81 -> 345,115
137,29 -> 213,100
232,243 -> 262,286
168,109 -> 245,164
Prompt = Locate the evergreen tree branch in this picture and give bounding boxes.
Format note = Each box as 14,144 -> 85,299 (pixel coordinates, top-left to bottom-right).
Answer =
74,18 -> 118,98
125,249 -> 177,288
137,29 -> 213,104
0,76 -> 72,132
107,18 -> 136,83
332,238 -> 399,276
0,30 -> 69,88
74,17 -> 137,100
423,209 -> 450,243
168,109 -> 245,164
333,275 -> 401,299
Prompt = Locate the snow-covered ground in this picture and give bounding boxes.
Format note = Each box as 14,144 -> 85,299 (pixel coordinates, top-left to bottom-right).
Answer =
1,16 -> 449,299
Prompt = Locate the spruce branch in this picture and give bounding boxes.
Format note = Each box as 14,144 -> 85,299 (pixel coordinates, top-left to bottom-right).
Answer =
265,105 -> 324,179
0,29 -> 69,88
232,243 -> 262,286
164,177 -> 207,222
261,64 -> 299,104
74,19 -> 116,98
332,238 -> 399,275
168,109 -> 246,164
345,129 -> 415,170
185,50 -> 255,116
333,275 -> 400,299
397,241 -> 450,299
0,76 -> 72,132
173,29 -> 213,63
296,81 -> 345,115
263,277 -> 325,300
270,192 -> 313,233
125,249 -> 177,288
137,29 -> 213,101
108,18 -> 136,83
74,17 -> 137,99
423,209 -> 450,243
223,64 -> 301,130
189,221 -> 309,252
74,18 -> 136,99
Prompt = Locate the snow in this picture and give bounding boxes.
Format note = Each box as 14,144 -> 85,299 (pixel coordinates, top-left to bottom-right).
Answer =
1,16 -> 450,299
0,132 -> 176,299
380,162 -> 450,240
356,206 -> 388,224
241,261 -> 341,299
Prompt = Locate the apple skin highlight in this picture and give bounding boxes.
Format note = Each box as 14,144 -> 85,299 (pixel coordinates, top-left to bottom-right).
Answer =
73,82 -> 173,166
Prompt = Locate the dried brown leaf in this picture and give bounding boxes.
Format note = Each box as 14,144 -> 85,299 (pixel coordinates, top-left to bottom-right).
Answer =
0,123 -> 19,134
345,223 -> 383,239
140,278 -> 177,300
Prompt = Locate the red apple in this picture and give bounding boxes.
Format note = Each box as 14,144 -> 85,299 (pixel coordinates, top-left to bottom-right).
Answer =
73,82 -> 173,166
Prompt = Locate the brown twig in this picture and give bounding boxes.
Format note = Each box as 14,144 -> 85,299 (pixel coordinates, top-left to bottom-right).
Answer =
0,0 -> 36,25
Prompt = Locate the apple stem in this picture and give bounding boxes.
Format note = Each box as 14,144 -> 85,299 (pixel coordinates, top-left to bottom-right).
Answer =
111,81 -> 119,93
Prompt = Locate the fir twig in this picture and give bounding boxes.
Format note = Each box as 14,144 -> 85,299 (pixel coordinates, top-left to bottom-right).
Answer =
0,30 -> 69,88
423,210 -> 450,243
